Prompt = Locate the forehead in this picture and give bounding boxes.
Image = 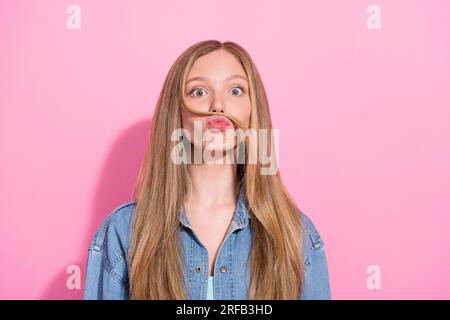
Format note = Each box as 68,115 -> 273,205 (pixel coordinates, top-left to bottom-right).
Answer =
187,49 -> 246,80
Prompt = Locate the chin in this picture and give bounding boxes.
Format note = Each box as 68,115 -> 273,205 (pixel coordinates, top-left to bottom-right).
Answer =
203,143 -> 237,158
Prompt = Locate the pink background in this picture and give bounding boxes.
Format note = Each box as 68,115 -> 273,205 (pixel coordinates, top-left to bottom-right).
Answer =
1,0 -> 449,299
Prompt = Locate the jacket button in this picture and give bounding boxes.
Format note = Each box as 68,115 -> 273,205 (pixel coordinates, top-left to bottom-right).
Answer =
195,266 -> 202,272
220,266 -> 227,273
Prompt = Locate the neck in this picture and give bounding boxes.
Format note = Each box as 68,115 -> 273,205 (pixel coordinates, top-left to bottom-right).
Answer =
186,163 -> 238,208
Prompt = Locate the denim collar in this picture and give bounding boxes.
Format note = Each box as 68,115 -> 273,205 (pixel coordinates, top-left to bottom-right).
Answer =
179,180 -> 250,230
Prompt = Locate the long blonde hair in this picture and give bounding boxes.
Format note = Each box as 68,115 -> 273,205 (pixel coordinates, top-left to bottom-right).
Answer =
129,40 -> 304,299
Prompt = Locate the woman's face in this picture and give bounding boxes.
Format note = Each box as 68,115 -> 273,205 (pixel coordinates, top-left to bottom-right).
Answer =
181,49 -> 252,160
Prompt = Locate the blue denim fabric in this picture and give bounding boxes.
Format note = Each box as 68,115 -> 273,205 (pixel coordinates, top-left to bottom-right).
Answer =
84,185 -> 331,300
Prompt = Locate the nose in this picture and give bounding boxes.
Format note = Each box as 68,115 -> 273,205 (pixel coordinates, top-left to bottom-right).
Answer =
209,103 -> 225,113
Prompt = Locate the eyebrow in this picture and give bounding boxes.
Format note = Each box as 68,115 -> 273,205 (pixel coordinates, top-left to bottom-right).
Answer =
185,74 -> 248,85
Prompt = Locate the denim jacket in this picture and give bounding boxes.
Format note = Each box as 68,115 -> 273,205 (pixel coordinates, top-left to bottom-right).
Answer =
84,184 -> 331,300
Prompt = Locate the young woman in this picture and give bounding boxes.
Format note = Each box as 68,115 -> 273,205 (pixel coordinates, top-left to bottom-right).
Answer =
84,40 -> 331,300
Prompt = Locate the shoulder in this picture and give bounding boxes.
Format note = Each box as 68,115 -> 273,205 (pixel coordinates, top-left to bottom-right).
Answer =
298,209 -> 332,299
299,209 -> 325,251
88,200 -> 137,257
84,200 -> 137,297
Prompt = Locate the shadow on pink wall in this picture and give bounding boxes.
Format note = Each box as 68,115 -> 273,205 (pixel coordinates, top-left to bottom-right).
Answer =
41,118 -> 153,299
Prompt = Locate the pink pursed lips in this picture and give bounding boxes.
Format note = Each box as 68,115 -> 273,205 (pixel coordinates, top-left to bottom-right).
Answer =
207,115 -> 232,131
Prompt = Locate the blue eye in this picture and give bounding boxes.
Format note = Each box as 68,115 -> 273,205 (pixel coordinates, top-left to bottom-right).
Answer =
230,86 -> 245,96
189,87 -> 207,97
